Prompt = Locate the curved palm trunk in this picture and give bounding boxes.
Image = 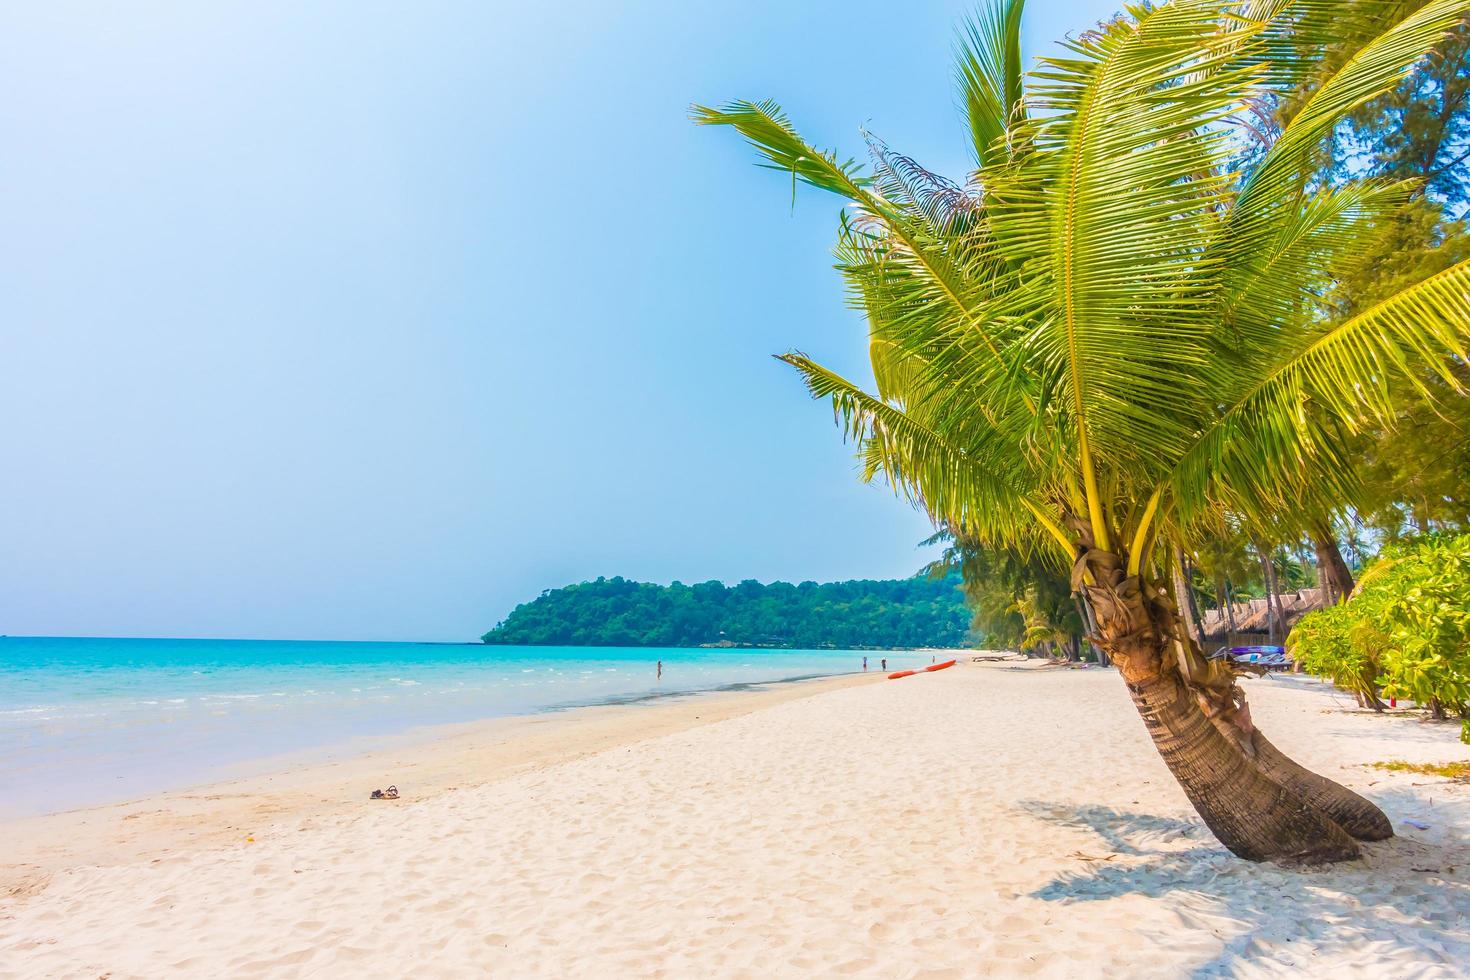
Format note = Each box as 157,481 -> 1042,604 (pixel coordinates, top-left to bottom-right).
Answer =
1183,626 -> 1392,836
1123,669 -> 1359,862
1248,733 -> 1393,840
1078,548 -> 1370,863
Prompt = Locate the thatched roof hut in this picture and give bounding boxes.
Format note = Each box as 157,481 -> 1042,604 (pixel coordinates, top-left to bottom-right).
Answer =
1200,589 -> 1328,641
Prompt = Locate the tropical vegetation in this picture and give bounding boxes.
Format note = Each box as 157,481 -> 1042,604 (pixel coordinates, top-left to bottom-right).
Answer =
696,0 -> 1470,863
1292,533 -> 1470,741
482,575 -> 971,649
924,530 -> 1091,657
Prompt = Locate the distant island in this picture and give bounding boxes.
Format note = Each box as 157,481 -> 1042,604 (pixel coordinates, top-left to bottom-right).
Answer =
481,575 -> 972,649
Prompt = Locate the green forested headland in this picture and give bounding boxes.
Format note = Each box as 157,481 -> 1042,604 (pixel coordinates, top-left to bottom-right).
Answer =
481,576 -> 971,649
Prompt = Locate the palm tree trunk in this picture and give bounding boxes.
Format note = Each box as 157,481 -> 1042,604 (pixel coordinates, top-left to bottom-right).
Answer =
1359,664 -> 1387,713
1184,556 -> 1206,639
1122,668 -> 1359,862
1259,549 -> 1282,644
1311,524 -> 1355,605
1224,578 -> 1238,638
1246,733 -> 1393,840
1077,547 -> 1366,863
1172,547 -> 1204,648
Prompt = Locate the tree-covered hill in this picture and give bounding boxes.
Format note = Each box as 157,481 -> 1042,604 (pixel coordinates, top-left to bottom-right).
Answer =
481,575 -> 972,649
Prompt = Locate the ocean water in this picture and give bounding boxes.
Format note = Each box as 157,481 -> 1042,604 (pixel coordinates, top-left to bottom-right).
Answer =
0,636 -> 937,819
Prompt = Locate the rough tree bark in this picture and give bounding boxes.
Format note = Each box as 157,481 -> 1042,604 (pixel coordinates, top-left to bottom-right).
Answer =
1222,578 -> 1238,638
1172,548 -> 1205,649
1184,557 -> 1207,643
1312,524 -> 1356,605
1074,545 -> 1391,863
1247,733 -> 1393,839
1075,594 -> 1108,666
1259,548 -> 1284,645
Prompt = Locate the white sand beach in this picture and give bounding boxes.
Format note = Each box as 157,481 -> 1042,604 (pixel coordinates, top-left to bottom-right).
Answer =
3,662 -> 1467,978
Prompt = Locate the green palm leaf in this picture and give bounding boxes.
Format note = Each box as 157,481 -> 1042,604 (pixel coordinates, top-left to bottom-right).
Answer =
989,0 -> 1265,542
695,99 -> 1032,399
956,0 -> 1028,168
699,0 -> 1470,571
1171,257 -> 1470,525
689,99 -> 870,200
1231,0 -> 1465,240
776,353 -> 1048,540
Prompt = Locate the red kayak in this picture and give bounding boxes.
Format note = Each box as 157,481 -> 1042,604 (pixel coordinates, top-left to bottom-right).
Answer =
888,659 -> 956,679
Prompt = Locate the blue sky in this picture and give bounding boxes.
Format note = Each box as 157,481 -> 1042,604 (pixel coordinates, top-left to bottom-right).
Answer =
0,1 -> 1122,641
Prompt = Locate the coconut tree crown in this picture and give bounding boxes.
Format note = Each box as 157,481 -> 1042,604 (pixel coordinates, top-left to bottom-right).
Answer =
695,0 -> 1470,577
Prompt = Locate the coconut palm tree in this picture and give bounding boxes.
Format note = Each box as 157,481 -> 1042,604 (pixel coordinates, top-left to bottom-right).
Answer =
695,0 -> 1470,862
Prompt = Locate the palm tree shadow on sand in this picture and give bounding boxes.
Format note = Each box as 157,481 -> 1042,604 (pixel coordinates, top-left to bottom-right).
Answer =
1019,798 -> 1470,977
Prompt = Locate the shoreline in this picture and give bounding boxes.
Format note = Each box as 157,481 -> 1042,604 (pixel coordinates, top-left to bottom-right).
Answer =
0,639 -> 935,824
4,663 -> 1467,976
1,670 -> 880,895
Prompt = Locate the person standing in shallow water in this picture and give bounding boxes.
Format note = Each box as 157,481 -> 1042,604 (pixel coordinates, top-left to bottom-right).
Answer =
880,659 -> 886,671
657,660 -> 662,681
863,657 -> 867,671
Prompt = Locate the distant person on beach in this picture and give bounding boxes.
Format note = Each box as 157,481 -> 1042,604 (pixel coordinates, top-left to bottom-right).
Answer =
881,658 -> 887,671
863,657 -> 868,671
657,660 -> 663,680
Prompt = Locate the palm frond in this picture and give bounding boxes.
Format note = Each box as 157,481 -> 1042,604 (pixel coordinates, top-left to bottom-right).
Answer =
1232,0 -> 1464,231
832,209 -> 1038,428
698,0 -> 1469,583
689,100 -> 869,199
865,133 -> 982,237
990,0 -> 1267,536
955,0 -> 1027,168
1216,180 -> 1415,360
777,352 -> 1047,540
696,99 -> 1040,405
1246,0 -> 1428,95
1169,257 -> 1470,526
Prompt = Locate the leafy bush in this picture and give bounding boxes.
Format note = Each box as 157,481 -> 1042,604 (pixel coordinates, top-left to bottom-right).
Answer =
1290,602 -> 1381,705
1291,534 -> 1470,743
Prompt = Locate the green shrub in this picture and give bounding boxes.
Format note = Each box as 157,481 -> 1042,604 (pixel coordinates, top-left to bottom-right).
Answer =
1291,534 -> 1470,743
1291,602 -> 1380,704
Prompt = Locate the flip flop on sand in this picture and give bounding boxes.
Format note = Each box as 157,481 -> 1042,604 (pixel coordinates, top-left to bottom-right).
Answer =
370,785 -> 399,800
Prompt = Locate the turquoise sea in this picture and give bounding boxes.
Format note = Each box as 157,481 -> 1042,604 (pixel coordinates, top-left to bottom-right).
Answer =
0,637 -> 937,819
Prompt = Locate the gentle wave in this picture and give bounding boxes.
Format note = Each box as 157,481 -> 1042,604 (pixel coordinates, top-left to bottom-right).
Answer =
0,636 -> 943,818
